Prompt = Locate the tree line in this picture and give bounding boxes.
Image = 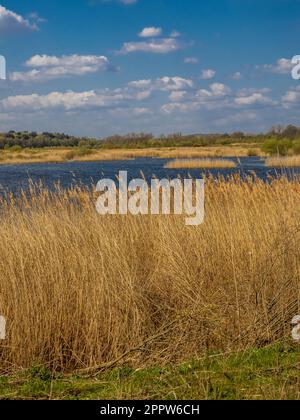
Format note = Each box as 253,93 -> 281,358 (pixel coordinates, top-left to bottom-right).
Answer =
1,125 -> 300,155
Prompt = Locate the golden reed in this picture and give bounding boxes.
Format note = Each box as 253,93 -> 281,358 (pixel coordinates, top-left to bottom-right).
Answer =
266,156 -> 300,167
165,158 -> 237,169
0,175 -> 299,374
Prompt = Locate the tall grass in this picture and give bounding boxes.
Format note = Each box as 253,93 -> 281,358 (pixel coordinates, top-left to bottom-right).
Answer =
160,147 -> 264,159
165,158 -> 237,169
0,176 -> 299,374
266,155 -> 300,167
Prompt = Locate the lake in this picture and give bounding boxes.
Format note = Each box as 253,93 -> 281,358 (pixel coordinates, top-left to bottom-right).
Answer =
0,157 -> 299,194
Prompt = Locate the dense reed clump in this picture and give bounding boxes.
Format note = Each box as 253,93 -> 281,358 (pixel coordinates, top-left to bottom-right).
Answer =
266,155 -> 300,168
165,158 -> 237,169
0,176 -> 299,374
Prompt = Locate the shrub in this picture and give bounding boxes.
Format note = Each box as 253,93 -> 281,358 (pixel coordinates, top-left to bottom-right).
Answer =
9,145 -> 23,153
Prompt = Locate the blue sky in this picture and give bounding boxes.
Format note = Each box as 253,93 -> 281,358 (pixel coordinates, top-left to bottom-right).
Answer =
0,0 -> 300,137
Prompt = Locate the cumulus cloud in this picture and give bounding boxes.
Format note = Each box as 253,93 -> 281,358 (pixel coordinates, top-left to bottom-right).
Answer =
235,93 -> 271,105
258,58 -> 293,75
184,57 -> 199,64
282,86 -> 300,107
234,88 -> 275,106
0,5 -> 40,33
128,76 -> 193,92
118,26 -> 188,54
215,111 -> 258,126
128,79 -> 152,88
197,83 -> 231,98
119,37 -> 183,54
157,76 -> 193,91
1,86 -> 151,112
139,27 -> 162,38
10,54 -> 114,82
169,90 -> 187,102
161,83 -> 232,114
200,69 -> 216,80
0,65 -> 284,136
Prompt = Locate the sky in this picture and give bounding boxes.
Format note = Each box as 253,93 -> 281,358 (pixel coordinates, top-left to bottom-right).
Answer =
0,0 -> 300,137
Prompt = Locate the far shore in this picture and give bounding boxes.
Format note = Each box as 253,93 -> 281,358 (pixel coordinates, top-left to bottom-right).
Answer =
0,145 -> 266,165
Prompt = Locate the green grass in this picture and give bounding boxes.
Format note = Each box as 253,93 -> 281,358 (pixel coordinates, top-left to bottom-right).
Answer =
0,344 -> 299,400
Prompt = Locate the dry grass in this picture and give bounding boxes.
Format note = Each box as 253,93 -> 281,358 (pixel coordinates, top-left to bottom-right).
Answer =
159,147 -> 264,159
0,176 -> 299,374
0,146 -> 265,165
266,156 -> 300,168
165,158 -> 237,169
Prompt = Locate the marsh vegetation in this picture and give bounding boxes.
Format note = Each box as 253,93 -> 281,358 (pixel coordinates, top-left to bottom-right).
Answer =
165,158 -> 237,169
0,176 -> 299,375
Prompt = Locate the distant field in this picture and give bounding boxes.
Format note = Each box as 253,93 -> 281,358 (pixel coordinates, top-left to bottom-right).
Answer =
0,145 -> 265,165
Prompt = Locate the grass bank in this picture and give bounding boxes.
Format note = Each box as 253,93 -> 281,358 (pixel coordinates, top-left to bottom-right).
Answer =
0,176 -> 299,375
0,344 -> 299,400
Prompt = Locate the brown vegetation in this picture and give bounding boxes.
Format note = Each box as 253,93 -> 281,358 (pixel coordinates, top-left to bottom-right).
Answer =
265,156 -> 300,167
0,146 -> 265,165
0,176 -> 299,374
165,158 -> 237,169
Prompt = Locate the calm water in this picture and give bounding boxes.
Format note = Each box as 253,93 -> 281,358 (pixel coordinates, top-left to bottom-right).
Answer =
0,157 -> 299,194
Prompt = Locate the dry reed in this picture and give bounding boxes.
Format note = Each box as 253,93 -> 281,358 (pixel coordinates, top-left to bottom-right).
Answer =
266,156 -> 300,167
165,158 -> 237,169
0,176 -> 299,374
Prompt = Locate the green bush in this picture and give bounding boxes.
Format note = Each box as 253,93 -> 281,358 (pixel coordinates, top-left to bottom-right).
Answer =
9,145 -> 23,153
292,139 -> 300,155
262,138 -> 292,156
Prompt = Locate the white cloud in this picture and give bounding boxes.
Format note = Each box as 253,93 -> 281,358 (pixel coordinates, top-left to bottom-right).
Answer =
119,37 -> 183,54
162,83 -> 232,114
235,92 -> 274,106
184,57 -> 199,64
197,83 -> 231,98
282,86 -> 300,107
258,58 -> 293,75
0,5 -> 38,33
128,79 -> 152,89
10,54 -> 112,82
215,111 -> 257,126
170,30 -> 181,38
169,90 -> 187,102
283,91 -> 299,103
161,102 -> 199,114
135,90 -> 152,100
132,107 -> 152,115
139,27 -> 162,38
232,72 -> 242,80
200,69 -> 216,80
127,76 -> 193,96
1,88 -> 142,111
157,76 -> 194,91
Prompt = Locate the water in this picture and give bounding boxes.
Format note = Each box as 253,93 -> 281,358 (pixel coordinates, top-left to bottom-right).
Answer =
0,157 -> 299,194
